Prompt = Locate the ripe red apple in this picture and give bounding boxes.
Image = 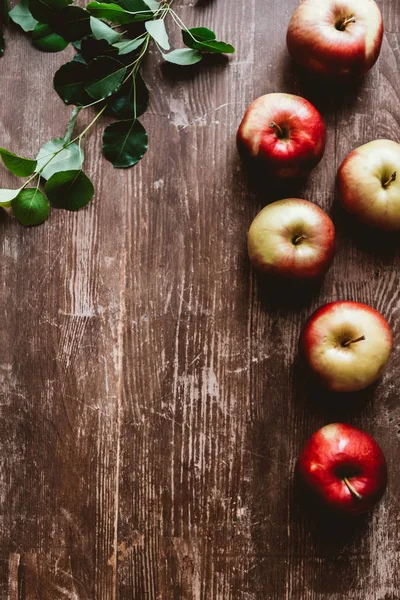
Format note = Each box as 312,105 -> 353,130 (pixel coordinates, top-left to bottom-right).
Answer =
287,0 -> 384,78
301,301 -> 392,392
237,93 -> 326,178
248,199 -> 335,279
297,423 -> 387,515
338,139 -> 400,230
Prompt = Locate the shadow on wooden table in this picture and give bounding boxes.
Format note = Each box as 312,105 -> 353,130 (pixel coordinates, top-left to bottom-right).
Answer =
333,197 -> 400,262
277,54 -> 366,117
253,272 -> 325,314
292,353 -> 376,423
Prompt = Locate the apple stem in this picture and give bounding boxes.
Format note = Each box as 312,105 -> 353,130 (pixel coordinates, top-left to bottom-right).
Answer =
342,335 -> 365,347
269,122 -> 284,139
383,172 -> 397,188
337,15 -> 356,31
343,477 -> 363,501
292,234 -> 308,245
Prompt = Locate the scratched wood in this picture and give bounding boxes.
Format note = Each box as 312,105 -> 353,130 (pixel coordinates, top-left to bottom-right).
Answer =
0,0 -> 399,598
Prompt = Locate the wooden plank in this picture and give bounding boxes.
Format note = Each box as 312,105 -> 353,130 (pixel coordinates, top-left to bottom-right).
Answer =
0,0 -> 399,599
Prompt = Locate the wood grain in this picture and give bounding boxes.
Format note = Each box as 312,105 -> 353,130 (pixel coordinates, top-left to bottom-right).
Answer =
0,0 -> 399,598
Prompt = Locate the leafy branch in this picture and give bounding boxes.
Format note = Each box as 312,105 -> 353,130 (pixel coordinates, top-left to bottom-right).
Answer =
0,0 -> 234,225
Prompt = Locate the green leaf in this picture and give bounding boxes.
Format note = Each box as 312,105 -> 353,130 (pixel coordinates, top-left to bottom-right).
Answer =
116,0 -> 152,15
11,188 -> 50,226
161,48 -> 202,65
45,169 -> 94,210
63,106 -> 81,143
90,16 -> 121,43
86,1 -> 146,24
50,6 -> 91,41
72,52 -> 87,64
85,56 -> 126,100
1,0 -> 10,24
143,0 -> 159,11
113,36 -> 144,55
36,138 -> 84,180
0,148 -> 37,176
0,188 -> 21,207
54,60 -> 92,105
32,23 -> 68,51
102,119 -> 147,168
108,72 -> 148,120
182,27 -> 234,54
145,18 -> 169,50
9,0 -> 38,31
28,0 -> 71,24
81,37 -> 118,61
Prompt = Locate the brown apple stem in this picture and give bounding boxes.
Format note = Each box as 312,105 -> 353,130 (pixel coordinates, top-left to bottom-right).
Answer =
292,234 -> 308,245
342,335 -> 365,347
338,15 -> 356,31
383,172 -> 397,188
269,122 -> 284,138
343,477 -> 363,500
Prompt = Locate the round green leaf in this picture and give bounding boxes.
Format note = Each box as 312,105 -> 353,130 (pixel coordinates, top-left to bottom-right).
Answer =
108,73 -> 148,120
161,48 -> 202,66
53,60 -> 91,105
90,16 -> 121,43
1,0 -> 10,24
182,27 -> 235,54
145,19 -> 169,50
85,56 -> 126,100
117,0 -> 152,17
81,37 -> 119,62
0,188 -> 21,208
32,23 -> 68,52
45,169 -> 94,211
113,36 -> 144,56
36,138 -> 84,180
9,0 -> 38,32
102,119 -> 148,168
0,148 -> 37,176
11,188 -> 50,226
28,0 -> 71,24
86,2 -> 136,25
50,6 -> 91,41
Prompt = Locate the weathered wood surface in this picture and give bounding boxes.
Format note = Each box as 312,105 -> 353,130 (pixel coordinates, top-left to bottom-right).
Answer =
0,0 -> 399,598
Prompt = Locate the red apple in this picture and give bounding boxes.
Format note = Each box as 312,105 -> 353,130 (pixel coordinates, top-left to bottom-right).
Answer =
237,93 -> 326,178
297,423 -> 387,515
248,199 -> 335,279
338,139 -> 400,230
301,301 -> 393,392
287,0 -> 384,78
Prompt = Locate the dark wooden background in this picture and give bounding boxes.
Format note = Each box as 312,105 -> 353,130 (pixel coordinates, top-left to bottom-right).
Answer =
1,0 -> 399,598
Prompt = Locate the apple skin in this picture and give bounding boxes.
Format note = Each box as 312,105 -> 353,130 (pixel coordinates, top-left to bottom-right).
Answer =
338,139 -> 400,230
301,301 -> 392,392
248,199 -> 335,279
296,423 -> 387,516
287,0 -> 384,78
237,93 -> 326,178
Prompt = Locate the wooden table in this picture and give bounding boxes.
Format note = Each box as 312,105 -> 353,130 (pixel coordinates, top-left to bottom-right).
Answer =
1,1 -> 399,598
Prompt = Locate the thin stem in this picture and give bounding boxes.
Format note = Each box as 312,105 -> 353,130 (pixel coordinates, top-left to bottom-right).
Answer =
269,122 -> 284,138
383,172 -> 397,188
342,335 -> 365,348
292,234 -> 307,245
122,34 -> 150,85
70,105 -> 107,145
337,15 -> 356,31
133,72 -> 137,121
343,477 -> 362,500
